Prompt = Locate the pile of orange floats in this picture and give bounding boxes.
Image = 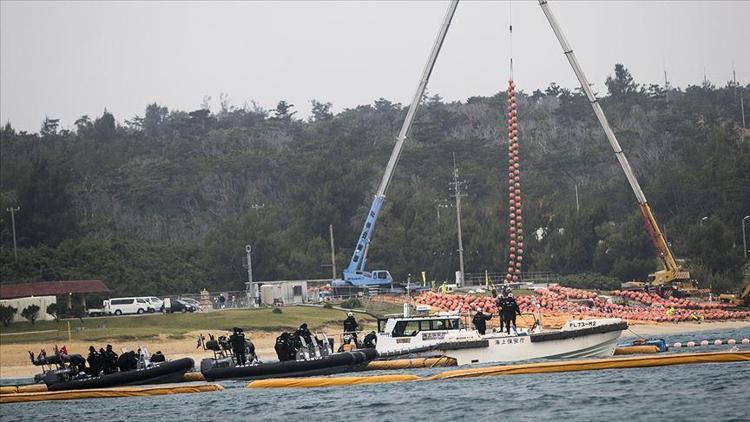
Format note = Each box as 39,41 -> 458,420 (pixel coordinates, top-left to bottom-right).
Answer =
414,288 -> 750,323
611,290 -> 730,310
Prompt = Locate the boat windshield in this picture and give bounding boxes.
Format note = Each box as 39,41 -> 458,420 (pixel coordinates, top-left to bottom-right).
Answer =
392,318 -> 460,337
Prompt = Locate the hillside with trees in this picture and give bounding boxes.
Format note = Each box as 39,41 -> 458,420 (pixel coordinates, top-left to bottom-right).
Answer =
1,65 -> 748,295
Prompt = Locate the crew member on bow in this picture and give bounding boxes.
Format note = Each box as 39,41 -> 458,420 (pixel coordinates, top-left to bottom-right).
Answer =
472,307 -> 493,335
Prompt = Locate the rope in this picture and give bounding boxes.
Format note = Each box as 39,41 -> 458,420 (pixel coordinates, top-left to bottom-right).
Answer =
508,0 -> 514,77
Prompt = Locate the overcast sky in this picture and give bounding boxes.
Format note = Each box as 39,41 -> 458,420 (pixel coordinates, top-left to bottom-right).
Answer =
2,1 -> 748,132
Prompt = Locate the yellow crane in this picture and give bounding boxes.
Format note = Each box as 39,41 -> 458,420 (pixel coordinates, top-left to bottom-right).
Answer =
538,1 -> 691,295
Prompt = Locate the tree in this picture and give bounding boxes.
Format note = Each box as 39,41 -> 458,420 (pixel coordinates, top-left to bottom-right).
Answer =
605,63 -> 638,97
272,101 -> 296,120
94,109 -> 116,142
311,100 -> 333,121
46,303 -> 65,321
0,305 -> 17,326
143,103 -> 168,136
21,304 -> 40,325
40,116 -> 60,137
74,115 -> 94,137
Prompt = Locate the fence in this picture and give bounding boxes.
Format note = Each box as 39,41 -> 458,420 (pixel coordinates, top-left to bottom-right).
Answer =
463,271 -> 559,287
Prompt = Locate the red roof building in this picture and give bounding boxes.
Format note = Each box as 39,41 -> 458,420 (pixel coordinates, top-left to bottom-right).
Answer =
0,280 -> 110,300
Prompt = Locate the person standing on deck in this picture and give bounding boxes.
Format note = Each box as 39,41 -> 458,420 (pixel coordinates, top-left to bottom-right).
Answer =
472,307 -> 493,335
343,312 -> 359,347
502,293 -> 522,334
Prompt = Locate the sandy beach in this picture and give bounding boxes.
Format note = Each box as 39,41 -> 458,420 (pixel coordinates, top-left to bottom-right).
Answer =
2,319 -> 747,380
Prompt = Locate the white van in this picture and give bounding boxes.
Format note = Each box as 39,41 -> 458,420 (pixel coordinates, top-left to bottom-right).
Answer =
106,297 -> 155,315
141,297 -> 164,312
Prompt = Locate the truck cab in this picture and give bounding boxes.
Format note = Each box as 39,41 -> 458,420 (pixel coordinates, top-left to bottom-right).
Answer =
332,270 -> 393,288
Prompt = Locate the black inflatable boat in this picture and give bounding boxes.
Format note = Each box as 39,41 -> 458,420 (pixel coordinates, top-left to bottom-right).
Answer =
42,358 -> 195,391
201,349 -> 377,381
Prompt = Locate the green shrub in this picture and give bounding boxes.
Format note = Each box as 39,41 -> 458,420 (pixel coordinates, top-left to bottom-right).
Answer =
272,307 -> 283,314
0,305 -> 17,326
21,304 -> 40,325
340,298 -> 362,309
560,273 -> 621,291
322,303 -> 333,309
46,303 -> 65,321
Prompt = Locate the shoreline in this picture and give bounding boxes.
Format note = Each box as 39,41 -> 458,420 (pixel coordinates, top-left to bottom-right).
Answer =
2,320 -> 748,380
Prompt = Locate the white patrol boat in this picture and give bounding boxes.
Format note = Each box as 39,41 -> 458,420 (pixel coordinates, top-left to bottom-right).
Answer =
375,311 -> 626,366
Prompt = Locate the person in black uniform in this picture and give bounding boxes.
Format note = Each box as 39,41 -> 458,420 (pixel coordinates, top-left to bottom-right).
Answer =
492,289 -> 505,330
150,351 -> 166,363
502,293 -> 522,334
229,327 -> 247,366
103,344 -> 118,374
343,312 -> 359,346
363,331 -> 377,348
87,346 -> 103,375
472,307 -> 493,335
296,323 -> 313,347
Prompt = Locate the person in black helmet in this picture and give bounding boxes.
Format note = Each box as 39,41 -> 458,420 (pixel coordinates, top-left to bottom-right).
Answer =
343,312 -> 359,347
472,307 -> 493,335
296,323 -> 313,347
229,327 -> 247,366
363,331 -> 377,348
502,292 -> 522,334
492,289 -> 505,331
87,346 -> 103,375
103,344 -> 118,374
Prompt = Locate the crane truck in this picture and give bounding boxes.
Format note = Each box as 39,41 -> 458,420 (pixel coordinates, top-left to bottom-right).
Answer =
331,1 -> 460,290
538,0 -> 692,296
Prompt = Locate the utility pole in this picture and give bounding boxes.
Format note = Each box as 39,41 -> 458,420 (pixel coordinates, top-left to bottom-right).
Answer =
451,153 -> 466,287
6,207 -> 19,263
734,67 -> 747,142
328,224 -> 337,279
742,216 -> 749,260
245,244 -> 258,307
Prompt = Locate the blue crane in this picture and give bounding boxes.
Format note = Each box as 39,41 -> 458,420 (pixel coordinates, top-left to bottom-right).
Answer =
332,0 -> 459,289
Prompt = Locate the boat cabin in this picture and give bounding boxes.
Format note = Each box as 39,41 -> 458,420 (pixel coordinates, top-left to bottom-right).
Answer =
377,315 -> 463,337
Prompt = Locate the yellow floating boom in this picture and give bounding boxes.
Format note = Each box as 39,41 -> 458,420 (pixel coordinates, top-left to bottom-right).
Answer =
246,351 -> 750,389
428,350 -> 750,380
248,374 -> 421,389
0,383 -> 223,404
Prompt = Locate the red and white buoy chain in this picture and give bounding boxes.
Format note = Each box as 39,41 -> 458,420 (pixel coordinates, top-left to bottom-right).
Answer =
504,79 -> 523,284
672,338 -> 750,348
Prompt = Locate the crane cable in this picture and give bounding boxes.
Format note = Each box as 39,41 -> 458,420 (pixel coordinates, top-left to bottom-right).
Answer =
503,0 -> 523,286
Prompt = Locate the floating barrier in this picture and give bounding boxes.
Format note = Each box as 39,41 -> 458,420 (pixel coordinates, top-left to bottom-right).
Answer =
673,338 -> 749,348
0,383 -> 223,404
614,345 -> 661,355
365,357 -> 457,370
182,371 -> 206,382
428,351 -> 750,380
0,384 -> 48,394
245,351 -> 749,389
247,374 -> 420,389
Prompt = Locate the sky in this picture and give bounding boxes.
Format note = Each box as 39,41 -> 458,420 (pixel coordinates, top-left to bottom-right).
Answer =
1,1 -> 749,132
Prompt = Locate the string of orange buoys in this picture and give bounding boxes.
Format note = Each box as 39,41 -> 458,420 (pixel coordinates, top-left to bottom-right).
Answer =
504,78 -> 523,284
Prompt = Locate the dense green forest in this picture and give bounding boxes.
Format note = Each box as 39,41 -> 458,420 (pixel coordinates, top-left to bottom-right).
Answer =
1,65 -> 748,295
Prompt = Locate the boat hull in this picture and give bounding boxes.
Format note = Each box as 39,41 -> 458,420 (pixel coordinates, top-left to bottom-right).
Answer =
201,349 -> 377,381
44,358 -> 195,391
439,322 -> 625,366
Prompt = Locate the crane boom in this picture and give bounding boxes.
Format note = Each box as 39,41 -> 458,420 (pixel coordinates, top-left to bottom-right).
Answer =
538,0 -> 688,284
343,0 -> 459,280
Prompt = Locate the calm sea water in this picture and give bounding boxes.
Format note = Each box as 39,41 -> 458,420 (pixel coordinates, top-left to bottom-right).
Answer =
2,327 -> 749,422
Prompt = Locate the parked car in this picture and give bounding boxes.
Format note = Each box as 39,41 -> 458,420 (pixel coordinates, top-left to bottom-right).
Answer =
168,299 -> 196,313
106,297 -> 155,315
180,298 -> 201,311
143,296 -> 164,312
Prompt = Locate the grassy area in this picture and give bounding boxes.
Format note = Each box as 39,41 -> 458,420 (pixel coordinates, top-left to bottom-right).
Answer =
0,307 -> 370,344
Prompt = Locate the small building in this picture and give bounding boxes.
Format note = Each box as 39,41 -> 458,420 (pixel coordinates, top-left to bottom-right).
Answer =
0,280 -> 110,322
260,281 -> 308,305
